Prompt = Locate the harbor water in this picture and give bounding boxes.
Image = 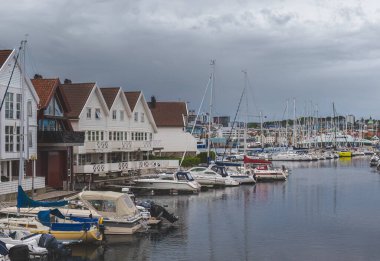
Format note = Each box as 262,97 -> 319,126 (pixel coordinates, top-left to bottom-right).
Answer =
71,157 -> 380,261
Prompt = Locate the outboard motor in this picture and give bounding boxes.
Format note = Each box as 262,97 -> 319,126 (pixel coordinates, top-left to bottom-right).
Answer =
149,204 -> 179,223
138,201 -> 179,223
38,234 -> 71,258
0,241 -> 8,257
9,244 -> 29,261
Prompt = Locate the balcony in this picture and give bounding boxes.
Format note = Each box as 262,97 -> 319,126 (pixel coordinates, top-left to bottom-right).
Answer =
38,131 -> 85,146
74,160 -> 179,174
84,141 -> 110,152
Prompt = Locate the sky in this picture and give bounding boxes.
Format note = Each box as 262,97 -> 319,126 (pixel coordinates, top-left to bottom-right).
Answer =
1,0 -> 380,122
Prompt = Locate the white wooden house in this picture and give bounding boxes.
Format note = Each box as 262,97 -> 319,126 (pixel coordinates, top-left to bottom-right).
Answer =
0,49 -> 43,197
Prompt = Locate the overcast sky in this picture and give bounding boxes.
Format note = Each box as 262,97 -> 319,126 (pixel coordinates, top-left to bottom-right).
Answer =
2,0 -> 380,121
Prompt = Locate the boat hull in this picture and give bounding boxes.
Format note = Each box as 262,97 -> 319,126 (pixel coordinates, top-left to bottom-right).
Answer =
133,179 -> 200,192
339,151 -> 352,157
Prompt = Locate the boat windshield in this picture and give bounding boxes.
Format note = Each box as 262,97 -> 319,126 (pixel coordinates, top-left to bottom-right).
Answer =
122,194 -> 135,209
176,172 -> 194,181
88,200 -> 117,213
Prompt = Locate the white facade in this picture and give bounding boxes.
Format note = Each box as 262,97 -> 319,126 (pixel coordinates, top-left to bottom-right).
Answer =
0,49 -> 39,190
71,87 -> 175,176
154,127 -> 197,155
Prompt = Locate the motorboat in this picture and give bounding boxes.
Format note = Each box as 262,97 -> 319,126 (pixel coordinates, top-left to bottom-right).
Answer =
338,149 -> 352,157
253,165 -> 287,182
132,172 -> 201,193
370,154 -> 379,167
211,163 -> 256,184
271,151 -> 312,161
0,231 -> 48,258
187,167 -> 232,187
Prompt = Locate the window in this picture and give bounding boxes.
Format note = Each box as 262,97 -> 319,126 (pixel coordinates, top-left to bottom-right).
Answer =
141,112 -> 145,122
16,94 -> 21,119
100,131 -> 104,141
134,112 -> 138,122
86,108 -> 92,119
16,127 -> 20,151
27,101 -> 32,117
109,131 -> 112,141
5,93 -> 13,119
120,111 -> 124,121
149,133 -> 153,141
28,130 -> 33,147
5,126 -> 13,152
95,108 -> 101,119
112,110 -> 117,120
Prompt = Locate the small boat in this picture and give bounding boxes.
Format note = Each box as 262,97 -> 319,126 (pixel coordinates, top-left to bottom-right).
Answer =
253,165 -> 287,182
370,154 -> 379,167
338,150 -> 352,157
0,231 -> 48,258
187,167 -> 233,187
0,209 -> 103,243
132,172 -> 201,193
211,163 -> 256,184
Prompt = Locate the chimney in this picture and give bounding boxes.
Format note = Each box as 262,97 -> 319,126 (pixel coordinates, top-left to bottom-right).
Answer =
150,95 -> 156,108
33,74 -> 43,79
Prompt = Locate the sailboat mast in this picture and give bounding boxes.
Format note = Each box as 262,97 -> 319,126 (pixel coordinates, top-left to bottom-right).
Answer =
242,70 -> 248,154
292,98 -> 296,148
18,39 -> 27,216
207,60 -> 215,164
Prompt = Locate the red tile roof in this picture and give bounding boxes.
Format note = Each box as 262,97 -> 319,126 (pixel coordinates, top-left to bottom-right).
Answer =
148,101 -> 187,127
100,88 -> 119,109
124,91 -> 141,111
59,83 -> 95,118
31,78 -> 60,109
0,50 -> 12,69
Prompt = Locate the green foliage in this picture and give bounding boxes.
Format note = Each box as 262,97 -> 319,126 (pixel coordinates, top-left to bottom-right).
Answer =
181,156 -> 201,167
197,151 -> 216,163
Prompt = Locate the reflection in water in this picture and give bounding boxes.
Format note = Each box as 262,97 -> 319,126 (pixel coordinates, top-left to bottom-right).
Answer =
69,157 -> 380,261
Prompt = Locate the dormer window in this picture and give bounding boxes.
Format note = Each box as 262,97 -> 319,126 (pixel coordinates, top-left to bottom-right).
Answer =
112,110 -> 117,120
95,108 -> 101,119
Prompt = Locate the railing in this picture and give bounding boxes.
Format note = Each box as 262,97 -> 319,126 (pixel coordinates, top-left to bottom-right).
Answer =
38,131 -> 85,145
0,177 -> 45,195
74,160 -> 179,174
84,141 -> 110,152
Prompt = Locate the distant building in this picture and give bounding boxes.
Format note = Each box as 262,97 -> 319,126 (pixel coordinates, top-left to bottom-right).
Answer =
346,115 -> 355,125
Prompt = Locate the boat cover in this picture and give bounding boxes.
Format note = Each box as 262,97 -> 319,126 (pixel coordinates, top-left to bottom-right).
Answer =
17,186 -> 68,208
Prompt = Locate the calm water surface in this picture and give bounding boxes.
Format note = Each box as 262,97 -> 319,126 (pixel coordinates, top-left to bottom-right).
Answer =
71,157 -> 380,261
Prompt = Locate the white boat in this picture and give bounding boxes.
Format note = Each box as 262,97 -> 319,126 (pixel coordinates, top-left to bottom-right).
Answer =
253,165 -> 287,182
0,231 -> 48,257
271,151 -> 312,161
210,165 -> 256,184
132,172 -> 201,193
370,155 -> 379,167
187,167 -> 236,187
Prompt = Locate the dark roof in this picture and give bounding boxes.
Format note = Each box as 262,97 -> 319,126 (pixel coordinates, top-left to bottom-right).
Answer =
148,101 -> 187,127
100,88 -> 119,109
0,50 -> 12,69
31,78 -> 60,109
124,91 -> 141,111
59,83 -> 95,118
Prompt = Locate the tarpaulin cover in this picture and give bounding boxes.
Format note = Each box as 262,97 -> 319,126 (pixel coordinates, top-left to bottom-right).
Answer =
17,186 -> 68,208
